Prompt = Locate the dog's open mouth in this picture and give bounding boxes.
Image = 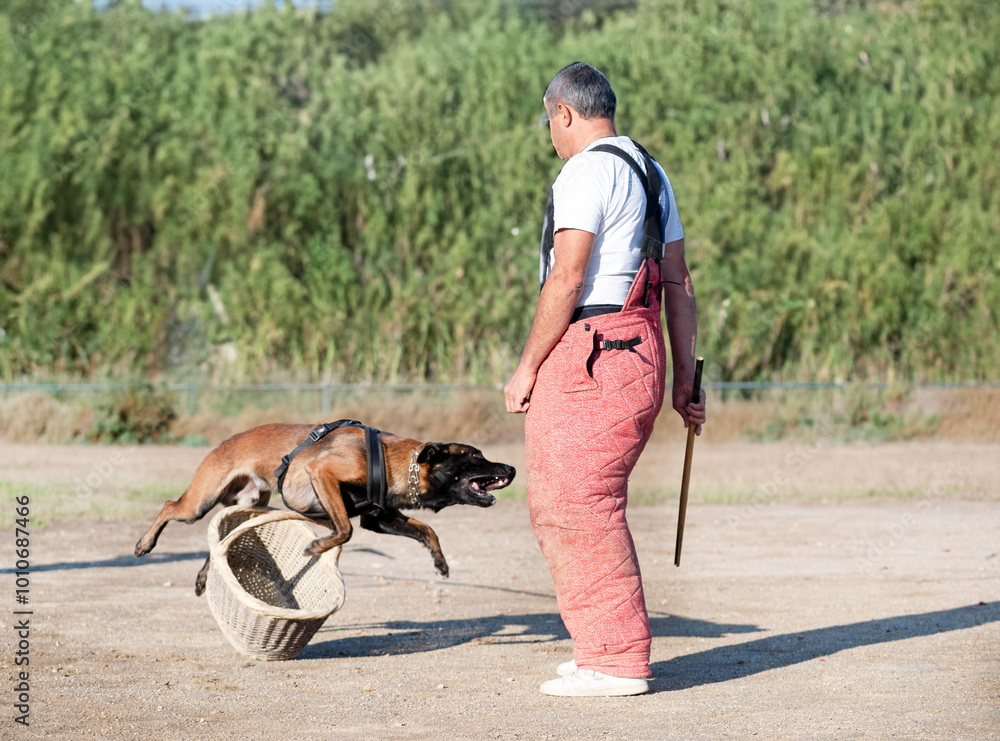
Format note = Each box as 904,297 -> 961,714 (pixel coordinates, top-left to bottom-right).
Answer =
467,474 -> 511,503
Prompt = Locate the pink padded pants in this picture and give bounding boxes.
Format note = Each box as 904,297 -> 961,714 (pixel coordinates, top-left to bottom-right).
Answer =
525,261 -> 666,679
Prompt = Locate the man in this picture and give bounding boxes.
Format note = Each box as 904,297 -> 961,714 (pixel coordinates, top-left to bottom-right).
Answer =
504,62 -> 706,697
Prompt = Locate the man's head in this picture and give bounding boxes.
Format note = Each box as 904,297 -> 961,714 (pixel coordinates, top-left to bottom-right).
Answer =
542,62 -> 618,160
543,62 -> 617,122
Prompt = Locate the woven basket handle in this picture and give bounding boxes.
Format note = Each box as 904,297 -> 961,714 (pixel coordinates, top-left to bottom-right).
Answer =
216,509 -> 333,558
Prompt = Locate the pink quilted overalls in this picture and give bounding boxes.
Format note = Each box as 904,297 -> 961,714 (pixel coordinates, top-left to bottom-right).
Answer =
525,257 -> 666,679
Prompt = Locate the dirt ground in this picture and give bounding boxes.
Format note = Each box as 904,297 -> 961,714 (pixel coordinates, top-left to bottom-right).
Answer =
1,440 -> 998,740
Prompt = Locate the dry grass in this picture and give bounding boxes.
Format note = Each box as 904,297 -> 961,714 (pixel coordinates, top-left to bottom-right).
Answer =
915,387 -> 1000,443
3,386 -> 999,447
171,388 -> 524,447
649,397 -> 784,444
0,391 -> 92,443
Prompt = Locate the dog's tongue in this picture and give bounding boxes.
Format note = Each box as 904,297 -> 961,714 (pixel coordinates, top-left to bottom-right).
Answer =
470,478 -> 503,497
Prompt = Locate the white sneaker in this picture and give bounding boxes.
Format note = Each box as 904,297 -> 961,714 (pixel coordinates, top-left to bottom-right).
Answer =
540,669 -> 649,697
557,659 -> 577,677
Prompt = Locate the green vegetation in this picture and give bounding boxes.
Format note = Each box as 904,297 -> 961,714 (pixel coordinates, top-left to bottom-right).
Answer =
0,478 -> 182,529
88,383 -> 178,443
1,0 -> 997,384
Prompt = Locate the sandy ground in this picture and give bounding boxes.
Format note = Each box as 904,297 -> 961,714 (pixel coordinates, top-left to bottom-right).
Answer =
1,440 -> 998,740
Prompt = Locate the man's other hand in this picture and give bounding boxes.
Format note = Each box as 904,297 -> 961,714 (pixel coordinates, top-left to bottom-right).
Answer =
672,383 -> 706,435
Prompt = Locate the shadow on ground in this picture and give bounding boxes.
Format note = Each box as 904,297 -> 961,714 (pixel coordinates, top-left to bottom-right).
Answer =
304,601 -> 999,686
1,550 -> 208,573
301,613 -> 761,660
652,602 -> 999,692
3,541 -> 396,575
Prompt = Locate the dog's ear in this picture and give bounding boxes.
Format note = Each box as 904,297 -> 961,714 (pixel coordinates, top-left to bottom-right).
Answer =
417,442 -> 449,465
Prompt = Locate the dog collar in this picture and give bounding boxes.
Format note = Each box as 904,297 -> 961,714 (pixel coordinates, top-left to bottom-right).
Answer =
407,445 -> 425,506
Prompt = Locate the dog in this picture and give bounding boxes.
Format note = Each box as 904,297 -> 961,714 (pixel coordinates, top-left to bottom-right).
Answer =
134,423 -> 515,594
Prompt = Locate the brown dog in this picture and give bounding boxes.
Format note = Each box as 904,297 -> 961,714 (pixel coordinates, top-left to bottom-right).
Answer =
134,423 -> 515,593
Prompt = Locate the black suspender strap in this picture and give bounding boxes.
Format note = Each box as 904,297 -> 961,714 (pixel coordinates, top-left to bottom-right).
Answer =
364,424 -> 387,510
538,139 -> 669,304
590,140 -> 668,306
588,140 -> 668,263
274,420 -> 388,513
539,187 -> 556,291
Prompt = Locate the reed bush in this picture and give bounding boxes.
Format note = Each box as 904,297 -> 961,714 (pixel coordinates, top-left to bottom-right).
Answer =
1,0 -> 996,384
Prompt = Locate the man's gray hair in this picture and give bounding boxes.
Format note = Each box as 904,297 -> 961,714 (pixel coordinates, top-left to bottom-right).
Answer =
543,62 -> 616,121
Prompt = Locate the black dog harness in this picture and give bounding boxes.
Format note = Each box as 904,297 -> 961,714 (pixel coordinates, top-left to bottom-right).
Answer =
273,419 -> 389,514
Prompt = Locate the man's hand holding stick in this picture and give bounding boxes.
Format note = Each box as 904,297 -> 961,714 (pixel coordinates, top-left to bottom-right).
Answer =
674,356 -> 704,567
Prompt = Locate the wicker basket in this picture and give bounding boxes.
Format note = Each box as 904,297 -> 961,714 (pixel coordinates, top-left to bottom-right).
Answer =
205,506 -> 346,661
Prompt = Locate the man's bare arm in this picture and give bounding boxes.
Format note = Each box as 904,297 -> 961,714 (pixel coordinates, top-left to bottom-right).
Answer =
662,238 -> 707,434
504,229 -> 594,414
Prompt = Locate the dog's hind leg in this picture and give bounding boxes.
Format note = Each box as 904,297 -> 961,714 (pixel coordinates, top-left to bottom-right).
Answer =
189,477 -> 270,596
194,555 -> 211,596
360,510 -> 449,578
134,494 -> 200,557
133,466 -> 239,558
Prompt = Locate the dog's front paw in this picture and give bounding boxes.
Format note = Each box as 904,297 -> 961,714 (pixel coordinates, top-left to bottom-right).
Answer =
434,559 -> 450,579
303,539 -> 324,558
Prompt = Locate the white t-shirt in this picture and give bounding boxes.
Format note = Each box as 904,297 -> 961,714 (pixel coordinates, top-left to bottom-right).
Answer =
546,136 -> 684,307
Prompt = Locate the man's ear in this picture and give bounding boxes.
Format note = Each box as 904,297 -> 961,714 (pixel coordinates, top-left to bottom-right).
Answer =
417,442 -> 449,465
557,102 -> 573,127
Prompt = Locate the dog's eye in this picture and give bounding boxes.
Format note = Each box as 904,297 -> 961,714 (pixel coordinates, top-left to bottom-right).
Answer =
471,452 -> 481,459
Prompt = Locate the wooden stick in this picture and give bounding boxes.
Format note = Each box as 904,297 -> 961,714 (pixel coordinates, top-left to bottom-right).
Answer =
674,356 -> 704,567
